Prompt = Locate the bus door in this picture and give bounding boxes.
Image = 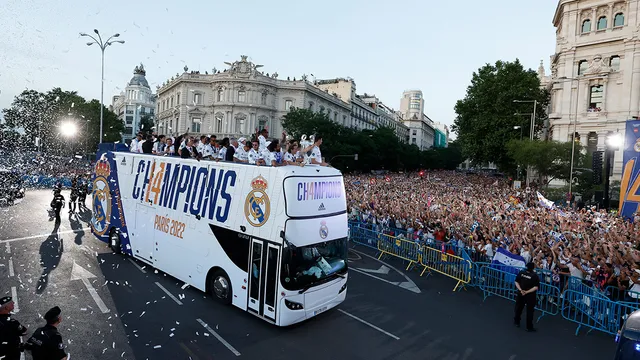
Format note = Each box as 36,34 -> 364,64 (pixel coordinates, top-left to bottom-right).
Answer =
132,203 -> 156,264
248,238 -> 280,322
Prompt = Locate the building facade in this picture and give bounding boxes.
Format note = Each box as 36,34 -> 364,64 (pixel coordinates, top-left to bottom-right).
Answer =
548,0 -> 639,177
399,90 -> 436,150
434,122 -> 450,148
111,64 -> 156,140
155,57 -> 351,139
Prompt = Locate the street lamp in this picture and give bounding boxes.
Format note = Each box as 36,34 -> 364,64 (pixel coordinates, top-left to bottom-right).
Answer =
513,126 -> 523,140
513,100 -> 537,140
80,29 -> 125,145
513,112 -> 534,186
604,132 -> 623,209
60,122 -> 77,137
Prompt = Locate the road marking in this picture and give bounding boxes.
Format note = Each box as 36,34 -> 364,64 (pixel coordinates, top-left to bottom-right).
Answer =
155,282 -> 183,305
357,265 -> 390,275
11,286 -> 19,313
508,356 -> 516,360
9,258 -> 14,277
338,309 -> 400,340
70,262 -> 109,313
19,336 -> 24,360
350,248 -> 421,293
128,258 -> 147,274
179,342 -> 200,360
0,227 -> 91,243
197,318 -> 241,356
6,241 -> 10,254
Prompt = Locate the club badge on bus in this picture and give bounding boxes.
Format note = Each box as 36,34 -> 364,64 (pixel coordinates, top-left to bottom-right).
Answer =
91,159 -> 112,236
244,175 -> 271,227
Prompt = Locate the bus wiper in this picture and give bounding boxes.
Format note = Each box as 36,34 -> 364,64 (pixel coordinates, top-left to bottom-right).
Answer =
298,281 -> 319,294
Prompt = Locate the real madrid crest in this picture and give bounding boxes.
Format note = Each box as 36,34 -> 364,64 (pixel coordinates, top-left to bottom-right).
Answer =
91,159 -> 112,236
634,138 -> 640,152
244,175 -> 270,227
319,221 -> 328,239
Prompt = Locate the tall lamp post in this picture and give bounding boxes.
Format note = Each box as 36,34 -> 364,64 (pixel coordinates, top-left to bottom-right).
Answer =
513,110 -> 535,186
80,29 -> 125,144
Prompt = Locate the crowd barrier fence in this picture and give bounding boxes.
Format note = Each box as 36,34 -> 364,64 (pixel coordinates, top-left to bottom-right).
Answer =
346,221 -> 640,337
419,246 -> 471,292
561,289 -> 637,336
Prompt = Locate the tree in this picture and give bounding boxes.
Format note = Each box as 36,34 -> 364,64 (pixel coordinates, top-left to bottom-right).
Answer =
506,139 -> 585,186
281,107 -> 457,173
139,115 -> 155,134
452,59 -> 550,171
2,88 -> 124,154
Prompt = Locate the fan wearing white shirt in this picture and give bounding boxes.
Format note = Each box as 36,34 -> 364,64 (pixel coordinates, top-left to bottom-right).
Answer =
257,129 -> 268,152
233,142 -> 251,163
265,140 -> 284,167
308,135 -> 327,166
196,135 -> 208,155
249,140 -> 261,165
130,133 -> 143,153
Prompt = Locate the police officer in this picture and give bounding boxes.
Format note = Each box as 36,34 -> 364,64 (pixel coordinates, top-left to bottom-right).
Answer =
0,296 -> 28,360
514,262 -> 540,332
50,189 -> 65,220
25,306 -> 67,360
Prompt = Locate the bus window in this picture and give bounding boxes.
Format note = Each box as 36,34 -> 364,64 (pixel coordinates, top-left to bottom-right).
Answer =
281,237 -> 348,291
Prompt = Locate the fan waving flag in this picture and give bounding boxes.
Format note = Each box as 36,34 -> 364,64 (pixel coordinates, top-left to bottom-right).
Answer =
492,247 -> 526,268
537,191 -> 555,209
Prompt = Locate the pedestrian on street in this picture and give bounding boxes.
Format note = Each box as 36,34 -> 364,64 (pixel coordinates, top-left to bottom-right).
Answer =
0,296 -> 28,360
514,262 -> 540,332
25,306 -> 67,360
50,189 -> 65,220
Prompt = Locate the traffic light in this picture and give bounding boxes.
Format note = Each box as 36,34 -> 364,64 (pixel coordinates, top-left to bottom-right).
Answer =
592,150 -> 604,185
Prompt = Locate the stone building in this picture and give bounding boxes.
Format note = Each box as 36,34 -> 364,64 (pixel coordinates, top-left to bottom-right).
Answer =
110,64 -> 156,140
155,56 -> 351,139
548,0 -> 638,177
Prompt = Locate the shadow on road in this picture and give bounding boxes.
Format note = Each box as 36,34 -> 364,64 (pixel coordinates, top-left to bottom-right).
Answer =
37,219 -> 64,294
69,213 -> 85,245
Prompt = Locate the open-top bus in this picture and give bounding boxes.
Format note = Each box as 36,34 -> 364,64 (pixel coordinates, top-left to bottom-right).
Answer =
90,151 -> 348,325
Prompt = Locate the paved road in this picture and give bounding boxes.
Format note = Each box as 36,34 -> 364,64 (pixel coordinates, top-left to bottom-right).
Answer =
0,190 -> 616,359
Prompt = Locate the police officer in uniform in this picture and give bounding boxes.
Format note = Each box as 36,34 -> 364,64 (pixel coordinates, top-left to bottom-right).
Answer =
514,262 -> 540,332
0,296 -> 28,360
25,306 -> 67,360
50,189 -> 65,220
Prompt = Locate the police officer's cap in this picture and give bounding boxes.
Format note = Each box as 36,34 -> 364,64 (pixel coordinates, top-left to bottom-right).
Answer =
44,306 -> 61,322
0,296 -> 12,305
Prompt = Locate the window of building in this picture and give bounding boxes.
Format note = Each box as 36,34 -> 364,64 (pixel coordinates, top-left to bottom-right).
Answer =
238,90 -> 246,102
319,106 -> 325,113
410,103 -> 420,109
614,13 -> 624,27
578,60 -> 588,75
308,101 -> 314,110
582,19 -> 592,33
191,118 -> 201,132
258,117 -> 267,130
412,138 -> 417,144
261,92 -> 267,105
176,93 -> 180,105
194,93 -> 202,105
610,56 -> 621,71
285,100 -> 293,111
334,112 -> 338,122
597,16 -> 607,30
125,115 -> 133,122
169,120 -> 173,131
589,85 -> 603,111
170,97 -> 174,108
412,130 -> 417,135
217,89 -> 224,102
215,113 -> 223,133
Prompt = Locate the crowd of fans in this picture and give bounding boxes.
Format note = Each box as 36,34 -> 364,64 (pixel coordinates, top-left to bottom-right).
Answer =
128,130 -> 328,166
0,150 -> 91,178
346,171 -> 640,301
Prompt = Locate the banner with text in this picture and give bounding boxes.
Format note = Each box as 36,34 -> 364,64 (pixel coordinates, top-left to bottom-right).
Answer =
619,120 -> 640,220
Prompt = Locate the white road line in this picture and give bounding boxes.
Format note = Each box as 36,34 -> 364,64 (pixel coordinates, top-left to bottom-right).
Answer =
196,318 -> 241,356
0,227 -> 91,243
70,262 -> 109,314
11,286 -> 19,313
19,336 -> 25,360
127,258 -> 147,274
9,258 -> 14,277
155,282 -> 183,305
337,309 -> 400,340
6,241 -> 10,254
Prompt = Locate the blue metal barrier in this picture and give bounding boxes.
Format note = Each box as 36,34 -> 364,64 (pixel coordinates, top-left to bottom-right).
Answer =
348,225 -> 380,250
479,266 -> 561,320
561,289 -> 637,336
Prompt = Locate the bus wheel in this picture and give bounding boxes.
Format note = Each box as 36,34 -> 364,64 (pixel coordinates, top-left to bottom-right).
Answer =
210,270 -> 232,305
109,229 -> 122,254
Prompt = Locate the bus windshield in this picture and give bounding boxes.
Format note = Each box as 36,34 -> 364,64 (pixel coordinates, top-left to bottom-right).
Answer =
281,237 -> 348,291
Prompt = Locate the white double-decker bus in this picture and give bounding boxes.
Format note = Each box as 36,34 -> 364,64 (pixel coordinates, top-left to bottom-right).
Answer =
90,151 -> 348,326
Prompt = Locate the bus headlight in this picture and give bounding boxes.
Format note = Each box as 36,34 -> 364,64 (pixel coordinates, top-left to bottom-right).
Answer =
285,299 -> 304,310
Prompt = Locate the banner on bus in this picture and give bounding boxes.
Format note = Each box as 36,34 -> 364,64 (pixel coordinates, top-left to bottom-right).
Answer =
284,176 -> 346,217
619,119 -> 640,220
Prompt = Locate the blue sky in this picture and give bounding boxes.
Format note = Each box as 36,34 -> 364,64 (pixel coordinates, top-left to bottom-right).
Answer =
0,0 -> 558,136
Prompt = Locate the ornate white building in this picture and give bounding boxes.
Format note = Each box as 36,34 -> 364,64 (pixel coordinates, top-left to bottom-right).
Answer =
155,56 -> 351,138
399,90 -> 436,150
110,64 -> 156,140
548,0 -> 638,177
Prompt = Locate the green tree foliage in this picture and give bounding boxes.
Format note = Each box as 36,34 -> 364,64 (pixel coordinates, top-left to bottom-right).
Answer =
139,114 -> 155,134
2,88 -> 124,154
281,108 -> 461,172
452,59 -> 550,171
506,139 -> 583,185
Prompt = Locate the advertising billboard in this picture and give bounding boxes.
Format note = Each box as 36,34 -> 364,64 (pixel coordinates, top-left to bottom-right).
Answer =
618,120 -> 640,220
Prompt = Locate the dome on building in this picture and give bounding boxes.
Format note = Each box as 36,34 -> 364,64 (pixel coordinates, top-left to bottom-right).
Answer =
128,63 -> 149,88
